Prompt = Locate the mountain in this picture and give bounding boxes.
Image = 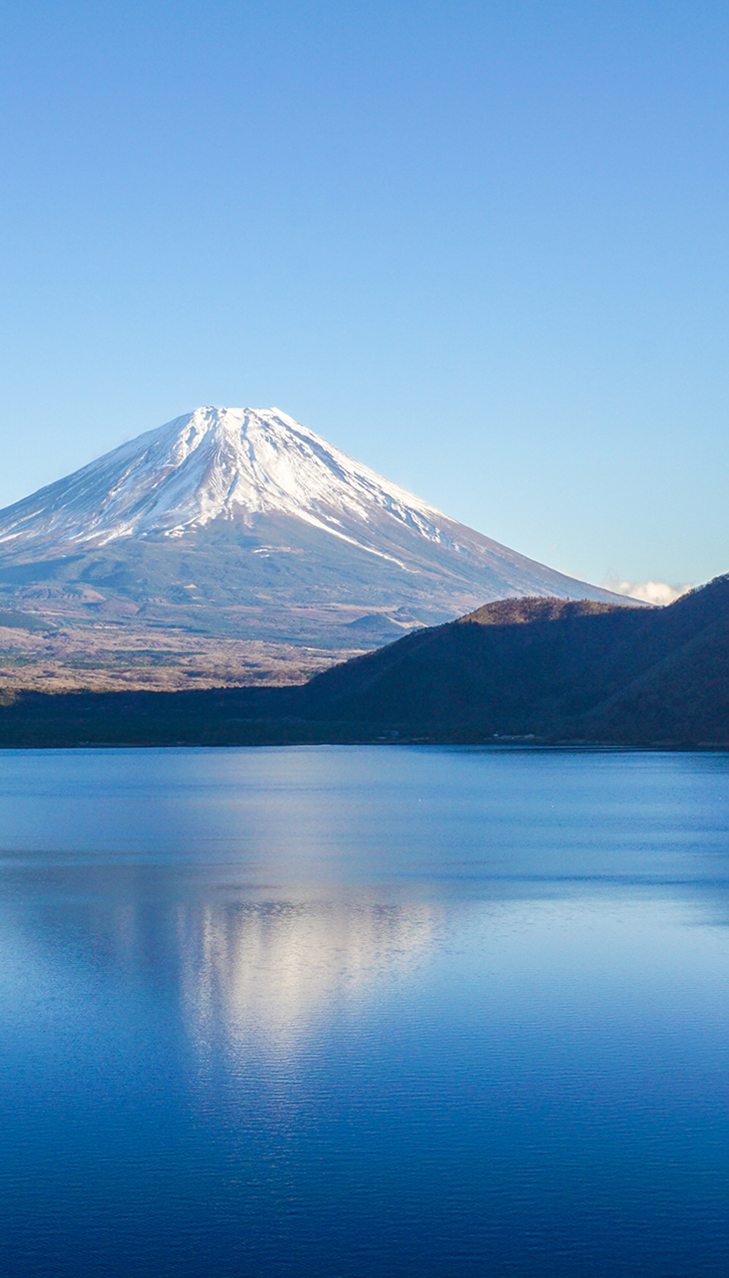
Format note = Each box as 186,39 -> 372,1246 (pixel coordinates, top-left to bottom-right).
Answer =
0,576 -> 726,747
578,575 -> 729,744
0,406 -> 633,690
293,575 -> 729,743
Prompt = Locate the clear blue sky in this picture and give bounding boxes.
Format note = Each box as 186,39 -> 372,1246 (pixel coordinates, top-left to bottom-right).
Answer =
1,0 -> 727,590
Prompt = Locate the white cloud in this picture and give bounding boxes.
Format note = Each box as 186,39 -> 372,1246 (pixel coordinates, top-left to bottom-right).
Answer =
602,576 -> 693,606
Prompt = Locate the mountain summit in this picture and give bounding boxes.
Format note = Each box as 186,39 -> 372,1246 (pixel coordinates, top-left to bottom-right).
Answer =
0,404 -> 624,595
0,406 -> 635,690
0,406 -> 466,552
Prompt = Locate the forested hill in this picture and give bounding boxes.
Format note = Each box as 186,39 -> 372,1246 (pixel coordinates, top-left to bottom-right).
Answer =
0,575 -> 726,746
297,576 -> 729,742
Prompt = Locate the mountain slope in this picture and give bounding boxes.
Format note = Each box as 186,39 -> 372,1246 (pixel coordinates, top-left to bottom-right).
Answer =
297,597 -> 650,733
579,574 -> 729,743
0,406 -> 634,688
293,575 -> 729,742
0,405 -> 480,550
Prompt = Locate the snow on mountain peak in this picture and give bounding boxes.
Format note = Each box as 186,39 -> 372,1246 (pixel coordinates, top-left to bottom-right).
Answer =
0,406 -> 447,552
0,405 -> 635,609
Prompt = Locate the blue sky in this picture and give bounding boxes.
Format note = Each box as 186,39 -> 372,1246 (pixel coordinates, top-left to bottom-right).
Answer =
1,0 -> 727,591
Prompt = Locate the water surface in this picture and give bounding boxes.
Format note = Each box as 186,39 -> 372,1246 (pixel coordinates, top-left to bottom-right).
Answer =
0,746 -> 728,1276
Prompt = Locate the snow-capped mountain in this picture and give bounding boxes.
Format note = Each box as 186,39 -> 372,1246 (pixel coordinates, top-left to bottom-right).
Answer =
0,406 -> 476,558
0,406 -> 634,665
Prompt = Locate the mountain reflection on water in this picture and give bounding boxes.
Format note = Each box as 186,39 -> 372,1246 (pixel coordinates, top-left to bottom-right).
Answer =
185,893 -> 440,1057
1,746 -> 729,1278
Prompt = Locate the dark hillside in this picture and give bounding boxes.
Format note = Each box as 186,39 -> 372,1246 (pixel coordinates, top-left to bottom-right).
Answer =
581,582 -> 729,744
298,577 -> 729,742
299,597 -> 651,734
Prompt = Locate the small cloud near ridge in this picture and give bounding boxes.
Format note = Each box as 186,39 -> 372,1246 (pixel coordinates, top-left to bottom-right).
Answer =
602,575 -> 692,606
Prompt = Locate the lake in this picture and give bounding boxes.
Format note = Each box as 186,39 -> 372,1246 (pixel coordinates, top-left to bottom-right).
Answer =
0,745 -> 728,1276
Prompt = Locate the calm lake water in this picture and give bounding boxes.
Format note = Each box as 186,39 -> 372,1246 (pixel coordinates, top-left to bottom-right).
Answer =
1,745 -> 728,1277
